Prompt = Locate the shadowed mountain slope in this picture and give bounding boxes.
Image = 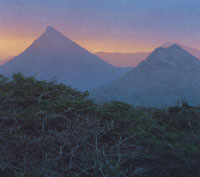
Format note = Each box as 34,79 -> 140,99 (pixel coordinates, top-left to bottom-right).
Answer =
162,42 -> 200,59
0,26 -> 130,90
91,44 -> 200,107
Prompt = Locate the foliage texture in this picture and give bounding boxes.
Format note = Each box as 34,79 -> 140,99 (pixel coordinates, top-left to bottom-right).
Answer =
0,74 -> 200,177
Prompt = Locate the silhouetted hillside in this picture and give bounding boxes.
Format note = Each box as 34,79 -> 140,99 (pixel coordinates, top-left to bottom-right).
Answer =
91,44 -> 200,107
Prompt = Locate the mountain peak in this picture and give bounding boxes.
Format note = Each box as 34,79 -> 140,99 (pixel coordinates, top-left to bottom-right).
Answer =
160,43 -> 182,50
45,26 -> 58,33
152,43 -> 189,57
0,26 -> 129,91
31,26 -> 77,51
168,44 -> 182,50
137,43 -> 200,70
43,26 -> 64,37
161,42 -> 177,48
91,46 -> 200,107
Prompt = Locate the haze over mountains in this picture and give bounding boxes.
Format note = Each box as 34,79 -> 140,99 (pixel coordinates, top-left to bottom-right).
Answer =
95,51 -> 149,67
0,26 -> 130,90
1,40 -> 200,70
91,44 -> 200,107
96,43 -> 200,68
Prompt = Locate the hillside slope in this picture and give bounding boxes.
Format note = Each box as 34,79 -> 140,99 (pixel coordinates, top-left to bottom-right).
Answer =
91,44 -> 200,107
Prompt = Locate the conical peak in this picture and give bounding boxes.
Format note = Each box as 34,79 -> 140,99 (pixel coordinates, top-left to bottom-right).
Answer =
29,26 -> 69,50
45,26 -> 58,33
27,26 -> 90,55
43,26 -> 64,37
38,26 -> 75,46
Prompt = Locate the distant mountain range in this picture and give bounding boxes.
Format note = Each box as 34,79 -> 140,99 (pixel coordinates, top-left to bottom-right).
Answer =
95,51 -> 149,67
95,43 -> 200,67
91,44 -> 200,107
1,27 -> 200,107
0,27 -> 130,90
2,41 -> 200,69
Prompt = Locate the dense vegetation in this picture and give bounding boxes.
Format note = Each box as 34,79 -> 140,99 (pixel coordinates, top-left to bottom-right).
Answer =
0,73 -> 199,177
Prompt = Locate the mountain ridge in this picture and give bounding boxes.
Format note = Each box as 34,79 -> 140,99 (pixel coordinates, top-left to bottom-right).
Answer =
91,44 -> 200,107
96,43 -> 200,67
0,26 -> 130,90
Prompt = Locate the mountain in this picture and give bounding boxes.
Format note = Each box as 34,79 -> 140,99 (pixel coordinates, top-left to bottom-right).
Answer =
162,42 -> 200,59
0,56 -> 14,65
0,26 -> 130,90
95,51 -> 149,67
96,43 -> 200,68
91,44 -> 200,107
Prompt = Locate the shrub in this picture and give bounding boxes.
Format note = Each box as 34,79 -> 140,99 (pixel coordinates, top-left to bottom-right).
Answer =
0,74 -> 199,177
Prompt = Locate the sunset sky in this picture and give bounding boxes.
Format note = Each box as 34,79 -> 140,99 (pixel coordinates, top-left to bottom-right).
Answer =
0,0 -> 200,59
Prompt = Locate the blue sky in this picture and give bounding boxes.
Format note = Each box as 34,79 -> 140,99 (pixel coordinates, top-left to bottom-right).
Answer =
0,0 -> 200,58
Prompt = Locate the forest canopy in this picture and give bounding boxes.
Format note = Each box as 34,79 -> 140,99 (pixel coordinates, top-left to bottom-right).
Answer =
0,73 -> 199,177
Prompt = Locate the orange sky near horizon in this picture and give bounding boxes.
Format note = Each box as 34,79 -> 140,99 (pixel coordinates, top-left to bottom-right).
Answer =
0,28 -> 155,60
1,28 -> 200,60
1,0 -> 200,60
